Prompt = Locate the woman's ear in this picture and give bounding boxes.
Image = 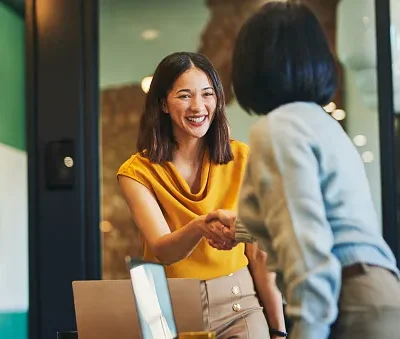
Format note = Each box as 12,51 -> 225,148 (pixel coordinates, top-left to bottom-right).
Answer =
161,100 -> 169,114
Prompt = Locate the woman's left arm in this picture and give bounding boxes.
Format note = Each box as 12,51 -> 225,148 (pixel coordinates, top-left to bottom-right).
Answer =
245,243 -> 286,335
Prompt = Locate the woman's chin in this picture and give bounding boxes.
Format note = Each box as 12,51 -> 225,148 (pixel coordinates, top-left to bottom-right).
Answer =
186,125 -> 210,139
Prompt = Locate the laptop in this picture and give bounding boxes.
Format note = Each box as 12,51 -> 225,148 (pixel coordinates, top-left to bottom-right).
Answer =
73,264 -> 203,339
127,259 -> 178,339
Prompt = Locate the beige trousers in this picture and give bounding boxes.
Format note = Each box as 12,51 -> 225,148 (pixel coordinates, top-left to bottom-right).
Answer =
329,264 -> 400,338
200,267 -> 270,339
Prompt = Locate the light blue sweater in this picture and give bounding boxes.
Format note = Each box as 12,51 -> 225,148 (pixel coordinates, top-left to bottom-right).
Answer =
238,102 -> 399,339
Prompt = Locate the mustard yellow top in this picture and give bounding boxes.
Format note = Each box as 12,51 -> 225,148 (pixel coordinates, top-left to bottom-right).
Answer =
117,139 -> 249,280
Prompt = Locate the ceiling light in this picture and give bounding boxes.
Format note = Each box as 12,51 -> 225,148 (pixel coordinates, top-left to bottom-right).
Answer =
100,221 -> 113,233
141,29 -> 159,41
361,151 -> 374,163
353,134 -> 367,147
332,109 -> 346,121
362,16 -> 371,25
141,76 -> 153,94
323,102 -> 337,113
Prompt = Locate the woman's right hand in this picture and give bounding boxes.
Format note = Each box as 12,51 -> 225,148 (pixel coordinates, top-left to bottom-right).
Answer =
206,236 -> 238,251
196,215 -> 236,250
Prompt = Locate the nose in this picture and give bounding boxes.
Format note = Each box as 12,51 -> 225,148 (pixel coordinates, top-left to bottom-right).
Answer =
190,96 -> 203,112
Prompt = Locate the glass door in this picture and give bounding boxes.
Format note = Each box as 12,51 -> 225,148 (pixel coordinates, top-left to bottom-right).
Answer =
389,0 -> 400,261
310,0 -> 399,261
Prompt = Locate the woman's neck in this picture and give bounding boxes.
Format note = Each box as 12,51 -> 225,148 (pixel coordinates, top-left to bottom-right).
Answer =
173,136 -> 206,167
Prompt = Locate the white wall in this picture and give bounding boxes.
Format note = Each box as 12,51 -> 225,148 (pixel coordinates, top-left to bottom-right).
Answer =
0,143 -> 28,312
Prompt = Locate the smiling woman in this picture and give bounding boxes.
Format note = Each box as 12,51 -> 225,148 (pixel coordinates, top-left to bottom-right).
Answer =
116,52 -> 285,338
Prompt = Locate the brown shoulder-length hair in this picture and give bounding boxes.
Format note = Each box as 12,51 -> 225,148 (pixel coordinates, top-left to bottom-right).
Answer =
136,52 -> 233,164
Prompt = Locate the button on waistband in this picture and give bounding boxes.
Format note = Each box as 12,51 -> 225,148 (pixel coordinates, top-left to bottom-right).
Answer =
232,303 -> 241,312
231,285 -> 240,295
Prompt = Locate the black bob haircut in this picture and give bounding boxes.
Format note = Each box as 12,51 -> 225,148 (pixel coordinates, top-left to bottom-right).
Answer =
232,1 -> 338,115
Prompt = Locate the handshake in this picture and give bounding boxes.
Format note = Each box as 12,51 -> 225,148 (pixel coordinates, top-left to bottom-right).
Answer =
201,209 -> 256,251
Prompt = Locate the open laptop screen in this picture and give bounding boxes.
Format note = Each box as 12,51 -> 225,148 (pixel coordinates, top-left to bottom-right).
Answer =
127,259 -> 178,339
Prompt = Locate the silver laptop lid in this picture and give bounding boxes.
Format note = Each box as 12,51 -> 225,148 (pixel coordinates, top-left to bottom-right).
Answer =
127,258 -> 178,339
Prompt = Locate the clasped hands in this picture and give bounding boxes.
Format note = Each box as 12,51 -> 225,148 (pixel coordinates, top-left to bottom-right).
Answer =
200,209 -> 238,251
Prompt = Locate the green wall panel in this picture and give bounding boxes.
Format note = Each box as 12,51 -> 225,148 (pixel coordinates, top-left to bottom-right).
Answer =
0,312 -> 28,339
0,3 -> 25,151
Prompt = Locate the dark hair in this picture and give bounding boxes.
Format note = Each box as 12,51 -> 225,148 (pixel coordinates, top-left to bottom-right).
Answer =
137,52 -> 233,164
232,2 -> 338,115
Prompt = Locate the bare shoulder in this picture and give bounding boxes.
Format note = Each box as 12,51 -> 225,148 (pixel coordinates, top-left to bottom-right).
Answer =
118,175 -> 171,249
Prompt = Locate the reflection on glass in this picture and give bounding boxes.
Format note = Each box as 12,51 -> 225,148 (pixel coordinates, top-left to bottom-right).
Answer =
353,135 -> 367,147
129,262 -> 177,339
390,0 -> 400,112
337,0 -> 400,111
337,0 -> 384,224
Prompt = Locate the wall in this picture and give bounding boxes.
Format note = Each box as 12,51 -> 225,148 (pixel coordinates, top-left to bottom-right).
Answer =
0,3 -> 28,339
99,0 -> 209,88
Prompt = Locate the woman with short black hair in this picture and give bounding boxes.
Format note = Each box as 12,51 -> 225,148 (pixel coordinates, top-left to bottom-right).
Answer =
207,2 -> 400,339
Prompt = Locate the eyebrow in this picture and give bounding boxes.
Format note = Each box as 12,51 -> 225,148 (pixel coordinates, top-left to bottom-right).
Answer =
176,87 -> 214,94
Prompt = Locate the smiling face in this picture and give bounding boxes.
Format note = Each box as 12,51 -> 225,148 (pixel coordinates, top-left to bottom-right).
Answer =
163,67 -> 217,143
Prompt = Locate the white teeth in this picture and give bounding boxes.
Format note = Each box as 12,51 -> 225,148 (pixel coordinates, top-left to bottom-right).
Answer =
187,116 -> 206,123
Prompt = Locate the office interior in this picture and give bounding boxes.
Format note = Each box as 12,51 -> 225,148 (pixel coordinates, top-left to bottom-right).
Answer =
0,0 -> 399,338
